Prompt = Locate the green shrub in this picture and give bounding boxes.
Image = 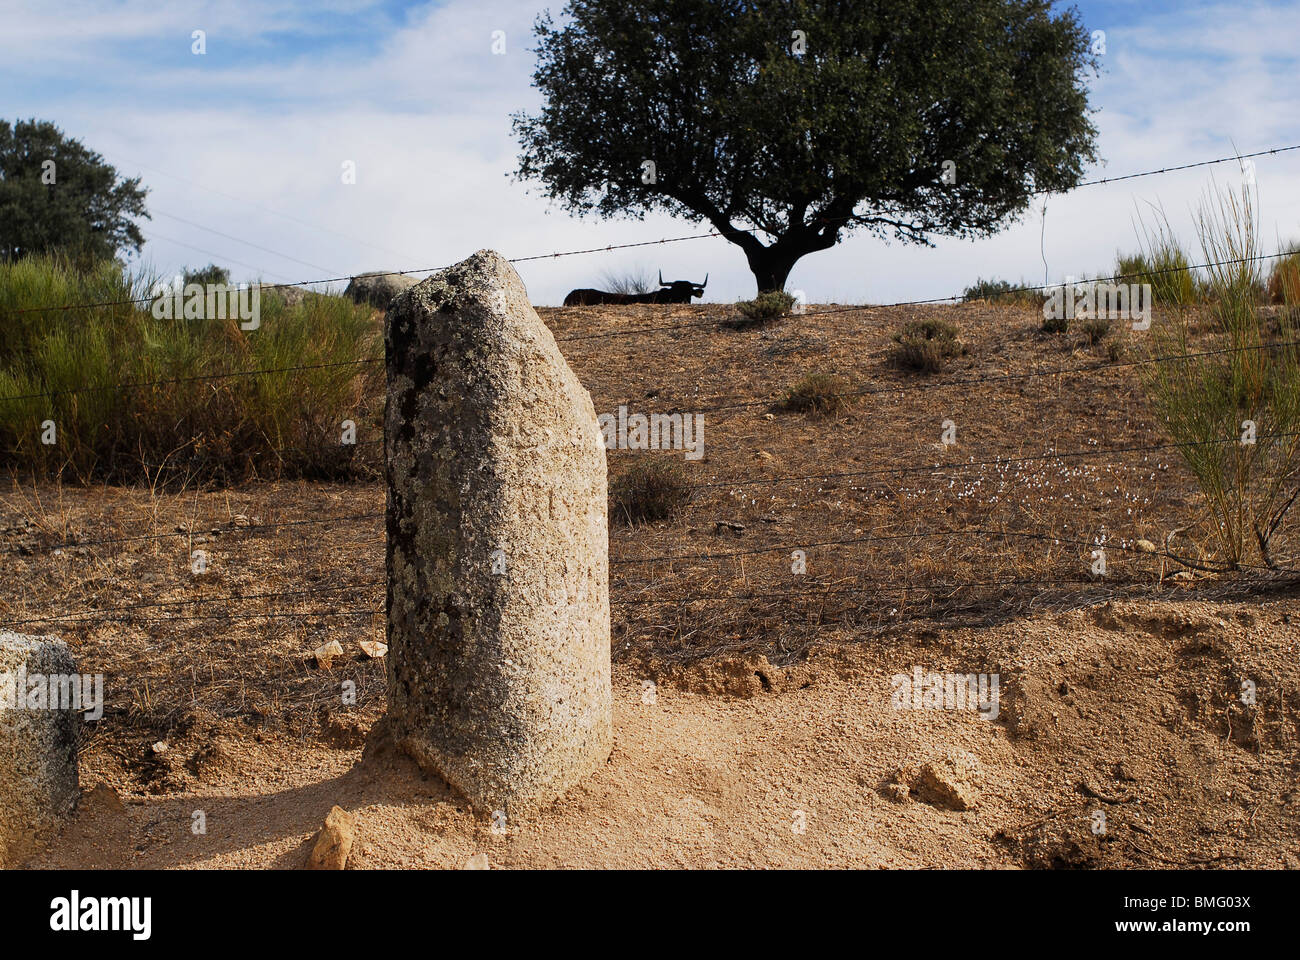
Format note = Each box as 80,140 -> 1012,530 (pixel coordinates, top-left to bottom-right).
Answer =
0,255 -> 381,485
183,263 -> 232,288
0,252 -> 145,366
962,277 -> 1039,306
610,458 -> 693,523
781,372 -> 850,416
733,290 -> 796,325
1115,209 -> 1203,306
888,318 -> 965,372
1139,183 -> 1300,567
1115,252 -> 1199,307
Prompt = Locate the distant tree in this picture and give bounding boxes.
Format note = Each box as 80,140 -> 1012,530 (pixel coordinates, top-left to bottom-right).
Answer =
183,263 -> 232,288
0,118 -> 149,263
514,0 -> 1101,293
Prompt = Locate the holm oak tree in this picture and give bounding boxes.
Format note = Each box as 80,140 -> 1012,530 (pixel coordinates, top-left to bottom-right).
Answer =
0,119 -> 149,264
513,0 -> 1100,293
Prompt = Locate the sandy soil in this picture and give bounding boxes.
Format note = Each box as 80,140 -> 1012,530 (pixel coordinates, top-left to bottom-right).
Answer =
37,593 -> 1300,869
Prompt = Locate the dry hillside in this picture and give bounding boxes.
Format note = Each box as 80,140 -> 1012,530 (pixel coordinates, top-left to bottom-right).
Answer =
4,301 -> 1299,868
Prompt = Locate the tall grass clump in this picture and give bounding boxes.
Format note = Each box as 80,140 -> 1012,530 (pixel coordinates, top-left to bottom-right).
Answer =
1115,206 -> 1202,306
1139,183 -> 1300,567
781,372 -> 851,416
610,458 -> 693,523
598,267 -> 654,296
888,317 -> 966,373
0,255 -> 382,485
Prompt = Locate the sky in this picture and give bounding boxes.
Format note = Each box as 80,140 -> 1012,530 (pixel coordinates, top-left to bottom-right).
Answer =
1,0 -> 1298,305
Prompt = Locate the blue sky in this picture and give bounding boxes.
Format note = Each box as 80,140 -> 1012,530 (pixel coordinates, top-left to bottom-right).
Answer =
2,0 -> 1298,304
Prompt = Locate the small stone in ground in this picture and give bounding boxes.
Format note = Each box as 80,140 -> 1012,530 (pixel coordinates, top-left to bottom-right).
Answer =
910,752 -> 981,811
312,640 -> 344,669
83,783 -> 126,815
306,805 -> 355,870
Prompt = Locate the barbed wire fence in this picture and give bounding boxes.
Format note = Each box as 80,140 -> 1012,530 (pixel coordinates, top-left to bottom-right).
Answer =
3,141 -> 1299,634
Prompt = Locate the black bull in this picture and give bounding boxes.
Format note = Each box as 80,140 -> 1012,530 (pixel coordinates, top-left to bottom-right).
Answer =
563,273 -> 707,306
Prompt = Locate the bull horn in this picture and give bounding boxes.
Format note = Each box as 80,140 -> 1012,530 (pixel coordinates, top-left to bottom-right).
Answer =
701,273 -> 708,289
659,270 -> 665,287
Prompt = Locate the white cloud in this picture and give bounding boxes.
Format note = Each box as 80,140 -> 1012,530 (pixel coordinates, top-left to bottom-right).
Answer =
4,0 -> 1298,304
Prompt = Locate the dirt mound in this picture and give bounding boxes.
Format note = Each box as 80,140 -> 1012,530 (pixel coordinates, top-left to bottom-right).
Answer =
30,594 -> 1300,869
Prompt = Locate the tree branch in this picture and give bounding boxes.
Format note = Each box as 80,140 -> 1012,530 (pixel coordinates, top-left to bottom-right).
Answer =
846,213 -> 934,243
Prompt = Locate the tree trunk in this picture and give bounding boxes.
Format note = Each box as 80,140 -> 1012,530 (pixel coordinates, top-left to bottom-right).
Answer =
745,248 -> 800,294
719,217 -> 840,295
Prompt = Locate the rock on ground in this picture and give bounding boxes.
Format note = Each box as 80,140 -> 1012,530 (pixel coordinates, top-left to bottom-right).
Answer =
254,283 -> 308,308
306,805 -> 355,869
345,271 -> 419,309
383,249 -> 612,813
0,631 -> 81,867
912,752 -> 982,811
886,751 -> 982,812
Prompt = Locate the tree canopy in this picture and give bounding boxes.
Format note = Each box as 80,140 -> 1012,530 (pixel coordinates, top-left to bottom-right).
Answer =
514,0 -> 1100,293
0,118 -> 149,264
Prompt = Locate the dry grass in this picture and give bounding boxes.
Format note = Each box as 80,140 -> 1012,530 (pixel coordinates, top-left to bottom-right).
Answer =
610,458 -> 694,523
1078,316 -> 1113,345
780,372 -> 852,416
1267,247 -> 1300,305
2,299 -> 1298,792
888,317 -> 967,372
